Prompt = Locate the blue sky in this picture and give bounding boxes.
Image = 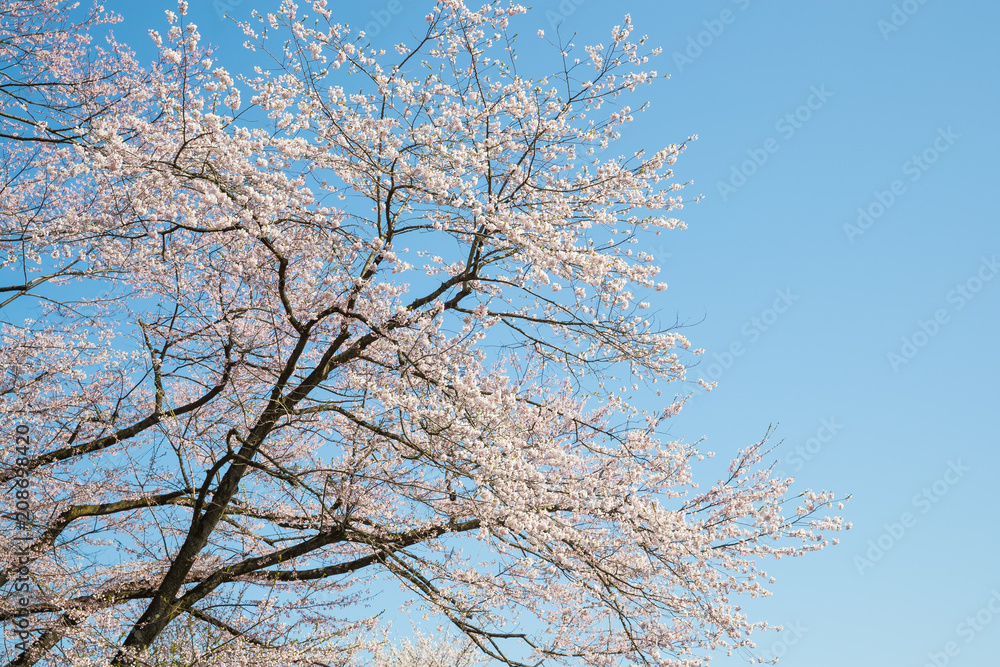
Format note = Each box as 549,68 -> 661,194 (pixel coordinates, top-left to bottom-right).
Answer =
100,1 -> 1000,665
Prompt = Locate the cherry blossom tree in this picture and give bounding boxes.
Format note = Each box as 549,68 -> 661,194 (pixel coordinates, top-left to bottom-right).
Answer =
0,1 -> 848,665
0,0 -> 149,309
356,628 -> 488,667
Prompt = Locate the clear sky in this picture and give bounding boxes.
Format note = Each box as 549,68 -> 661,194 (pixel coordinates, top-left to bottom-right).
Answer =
100,1 -> 1000,665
